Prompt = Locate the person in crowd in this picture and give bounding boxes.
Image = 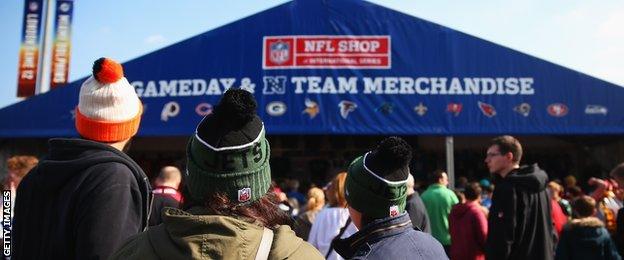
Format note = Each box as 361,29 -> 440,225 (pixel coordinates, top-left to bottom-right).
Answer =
308,172 -> 357,260
563,175 -> 579,198
609,163 -> 624,256
484,135 -> 554,260
565,185 -> 584,201
405,173 -> 431,233
421,169 -> 459,253
3,155 -> 38,212
589,177 -> 621,235
555,195 -> 621,260
449,182 -> 488,260
112,89 -> 322,259
286,178 -> 307,206
149,166 -> 184,226
294,187 -> 326,240
481,183 -> 494,210
549,182 -> 570,236
332,137 -> 446,259
456,176 -> 469,192
549,181 -> 572,217
12,58 -> 152,260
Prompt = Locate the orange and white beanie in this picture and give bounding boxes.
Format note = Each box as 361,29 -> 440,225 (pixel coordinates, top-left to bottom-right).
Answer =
75,57 -> 142,142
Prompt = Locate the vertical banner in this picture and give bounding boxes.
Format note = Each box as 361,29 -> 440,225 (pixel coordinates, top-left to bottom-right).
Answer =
16,0 -> 44,97
50,0 -> 73,89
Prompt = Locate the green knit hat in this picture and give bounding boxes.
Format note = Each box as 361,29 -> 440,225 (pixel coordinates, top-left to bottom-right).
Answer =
186,89 -> 271,204
345,137 -> 411,219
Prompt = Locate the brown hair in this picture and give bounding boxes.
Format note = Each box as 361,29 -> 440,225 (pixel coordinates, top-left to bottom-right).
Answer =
6,156 -> 38,178
572,195 -> 596,218
185,190 -> 292,229
464,182 -> 482,201
327,172 -> 348,208
490,135 -> 523,163
305,187 -> 325,212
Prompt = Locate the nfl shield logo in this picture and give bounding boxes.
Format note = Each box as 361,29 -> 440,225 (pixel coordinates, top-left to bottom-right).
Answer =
389,205 -> 400,217
238,187 -> 251,202
270,41 -> 290,65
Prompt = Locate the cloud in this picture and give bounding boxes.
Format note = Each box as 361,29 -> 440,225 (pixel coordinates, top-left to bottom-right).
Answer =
98,26 -> 111,34
144,34 -> 166,45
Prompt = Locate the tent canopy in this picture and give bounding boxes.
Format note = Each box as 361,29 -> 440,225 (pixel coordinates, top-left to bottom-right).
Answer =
2,0 -> 623,138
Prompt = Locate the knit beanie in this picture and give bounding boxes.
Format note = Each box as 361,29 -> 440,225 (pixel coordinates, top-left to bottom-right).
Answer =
345,137 -> 411,219
186,88 -> 271,204
75,57 -> 142,142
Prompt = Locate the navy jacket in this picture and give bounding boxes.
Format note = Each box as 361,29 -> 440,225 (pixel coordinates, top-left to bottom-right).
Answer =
333,213 -> 447,259
556,217 -> 620,260
12,138 -> 152,260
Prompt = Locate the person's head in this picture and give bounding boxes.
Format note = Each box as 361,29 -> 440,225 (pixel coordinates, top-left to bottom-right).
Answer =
485,135 -> 522,177
184,88 -> 290,227
457,176 -> 468,188
5,155 -> 38,188
572,195 -> 596,218
429,169 -> 448,186
609,163 -> 624,188
548,181 -> 563,201
564,175 -> 577,188
464,182 -> 482,202
75,58 -> 142,151
305,187 -> 325,212
406,173 -> 415,196
345,136 -> 412,229
326,172 -> 348,208
566,185 -> 583,200
154,166 -> 182,189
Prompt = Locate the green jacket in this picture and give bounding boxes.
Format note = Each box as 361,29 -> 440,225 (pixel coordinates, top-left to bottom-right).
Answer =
111,207 -> 323,260
421,184 -> 459,245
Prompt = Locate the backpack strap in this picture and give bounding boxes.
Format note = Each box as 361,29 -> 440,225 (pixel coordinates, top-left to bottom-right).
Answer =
255,227 -> 274,260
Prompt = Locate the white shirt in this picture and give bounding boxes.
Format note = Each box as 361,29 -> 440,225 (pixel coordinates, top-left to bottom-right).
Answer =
307,207 -> 358,260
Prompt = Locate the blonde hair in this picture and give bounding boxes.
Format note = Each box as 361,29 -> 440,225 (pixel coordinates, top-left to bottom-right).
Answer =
327,172 -> 348,208
7,156 -> 38,178
305,187 -> 325,212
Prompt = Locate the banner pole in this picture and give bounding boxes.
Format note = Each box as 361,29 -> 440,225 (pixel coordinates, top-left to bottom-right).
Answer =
35,0 -> 53,94
445,136 -> 455,190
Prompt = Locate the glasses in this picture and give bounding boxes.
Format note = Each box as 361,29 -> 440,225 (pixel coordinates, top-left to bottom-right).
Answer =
486,152 -> 502,158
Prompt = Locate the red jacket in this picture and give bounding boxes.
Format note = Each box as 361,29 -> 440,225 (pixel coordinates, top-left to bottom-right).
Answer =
449,201 -> 488,260
551,199 -> 568,236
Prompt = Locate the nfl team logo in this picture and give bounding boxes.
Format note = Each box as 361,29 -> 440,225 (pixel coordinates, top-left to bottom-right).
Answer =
270,41 -> 291,65
547,103 -> 568,117
389,205 -> 399,217
478,101 -> 496,117
238,187 -> 251,202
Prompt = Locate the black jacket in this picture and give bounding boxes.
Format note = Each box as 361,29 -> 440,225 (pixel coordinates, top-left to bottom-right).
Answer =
556,217 -> 621,260
486,164 -> 554,260
12,138 -> 152,260
333,213 -> 447,259
406,191 -> 432,233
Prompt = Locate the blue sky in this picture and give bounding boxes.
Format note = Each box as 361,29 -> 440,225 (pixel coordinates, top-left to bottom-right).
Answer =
1,0 -> 623,109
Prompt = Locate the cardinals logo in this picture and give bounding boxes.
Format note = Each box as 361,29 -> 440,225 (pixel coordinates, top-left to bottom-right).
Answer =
302,98 -> 319,119
548,103 -> 568,117
514,103 -> 531,117
478,101 -> 496,117
339,100 -> 357,119
447,103 -> 463,116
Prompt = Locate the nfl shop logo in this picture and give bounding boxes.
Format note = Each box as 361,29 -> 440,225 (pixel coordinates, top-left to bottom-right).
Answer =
389,205 -> 400,217
238,188 -> 251,202
270,41 -> 291,65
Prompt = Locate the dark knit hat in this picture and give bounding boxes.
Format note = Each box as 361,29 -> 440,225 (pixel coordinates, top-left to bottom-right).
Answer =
186,89 -> 271,204
345,137 -> 411,219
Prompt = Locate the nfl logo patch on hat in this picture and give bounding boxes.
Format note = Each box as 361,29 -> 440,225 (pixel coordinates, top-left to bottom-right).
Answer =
238,187 -> 251,202
389,205 -> 399,217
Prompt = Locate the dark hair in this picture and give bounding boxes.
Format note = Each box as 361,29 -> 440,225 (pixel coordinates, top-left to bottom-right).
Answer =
183,189 -> 292,229
566,186 -> 583,198
429,169 -> 446,183
464,182 -> 482,201
489,135 -> 523,163
610,163 -> 624,179
572,195 -> 596,218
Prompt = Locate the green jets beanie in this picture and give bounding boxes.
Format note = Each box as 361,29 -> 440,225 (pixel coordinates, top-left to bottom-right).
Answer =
186,89 -> 271,204
345,137 -> 411,219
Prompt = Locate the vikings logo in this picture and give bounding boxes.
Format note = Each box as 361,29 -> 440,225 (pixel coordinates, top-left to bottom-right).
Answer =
514,103 -> 531,117
269,41 -> 291,65
303,98 -> 319,119
338,100 -> 357,119
478,101 -> 496,117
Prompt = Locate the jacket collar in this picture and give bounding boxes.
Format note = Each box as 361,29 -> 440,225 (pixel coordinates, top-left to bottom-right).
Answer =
333,213 -> 412,259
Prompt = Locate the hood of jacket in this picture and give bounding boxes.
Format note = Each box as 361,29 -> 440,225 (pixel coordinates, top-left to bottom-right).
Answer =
563,217 -> 608,246
128,207 -> 320,260
505,164 -> 548,193
450,201 -> 480,219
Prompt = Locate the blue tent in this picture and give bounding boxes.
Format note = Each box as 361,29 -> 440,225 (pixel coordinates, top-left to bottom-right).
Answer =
2,0 -> 623,138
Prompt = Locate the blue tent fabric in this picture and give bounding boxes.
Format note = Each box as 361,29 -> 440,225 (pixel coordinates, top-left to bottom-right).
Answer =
1,0 -> 623,137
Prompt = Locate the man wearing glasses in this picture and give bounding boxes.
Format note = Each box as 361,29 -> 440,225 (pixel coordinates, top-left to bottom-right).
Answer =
484,135 -> 554,260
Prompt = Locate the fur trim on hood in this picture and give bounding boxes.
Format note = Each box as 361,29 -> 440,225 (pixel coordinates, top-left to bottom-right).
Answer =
569,217 -> 604,228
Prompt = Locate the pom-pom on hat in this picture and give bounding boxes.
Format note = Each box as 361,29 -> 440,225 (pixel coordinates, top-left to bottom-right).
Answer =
186,88 -> 271,204
345,137 -> 412,219
75,57 -> 142,142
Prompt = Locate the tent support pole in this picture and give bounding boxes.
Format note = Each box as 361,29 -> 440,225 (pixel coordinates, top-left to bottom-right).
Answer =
446,136 -> 455,190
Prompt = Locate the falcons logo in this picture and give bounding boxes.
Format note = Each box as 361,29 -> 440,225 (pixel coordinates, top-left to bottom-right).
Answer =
338,100 -> 357,119
478,101 -> 497,117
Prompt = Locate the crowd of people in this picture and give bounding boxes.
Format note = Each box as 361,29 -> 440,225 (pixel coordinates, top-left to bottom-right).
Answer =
3,58 -> 624,259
